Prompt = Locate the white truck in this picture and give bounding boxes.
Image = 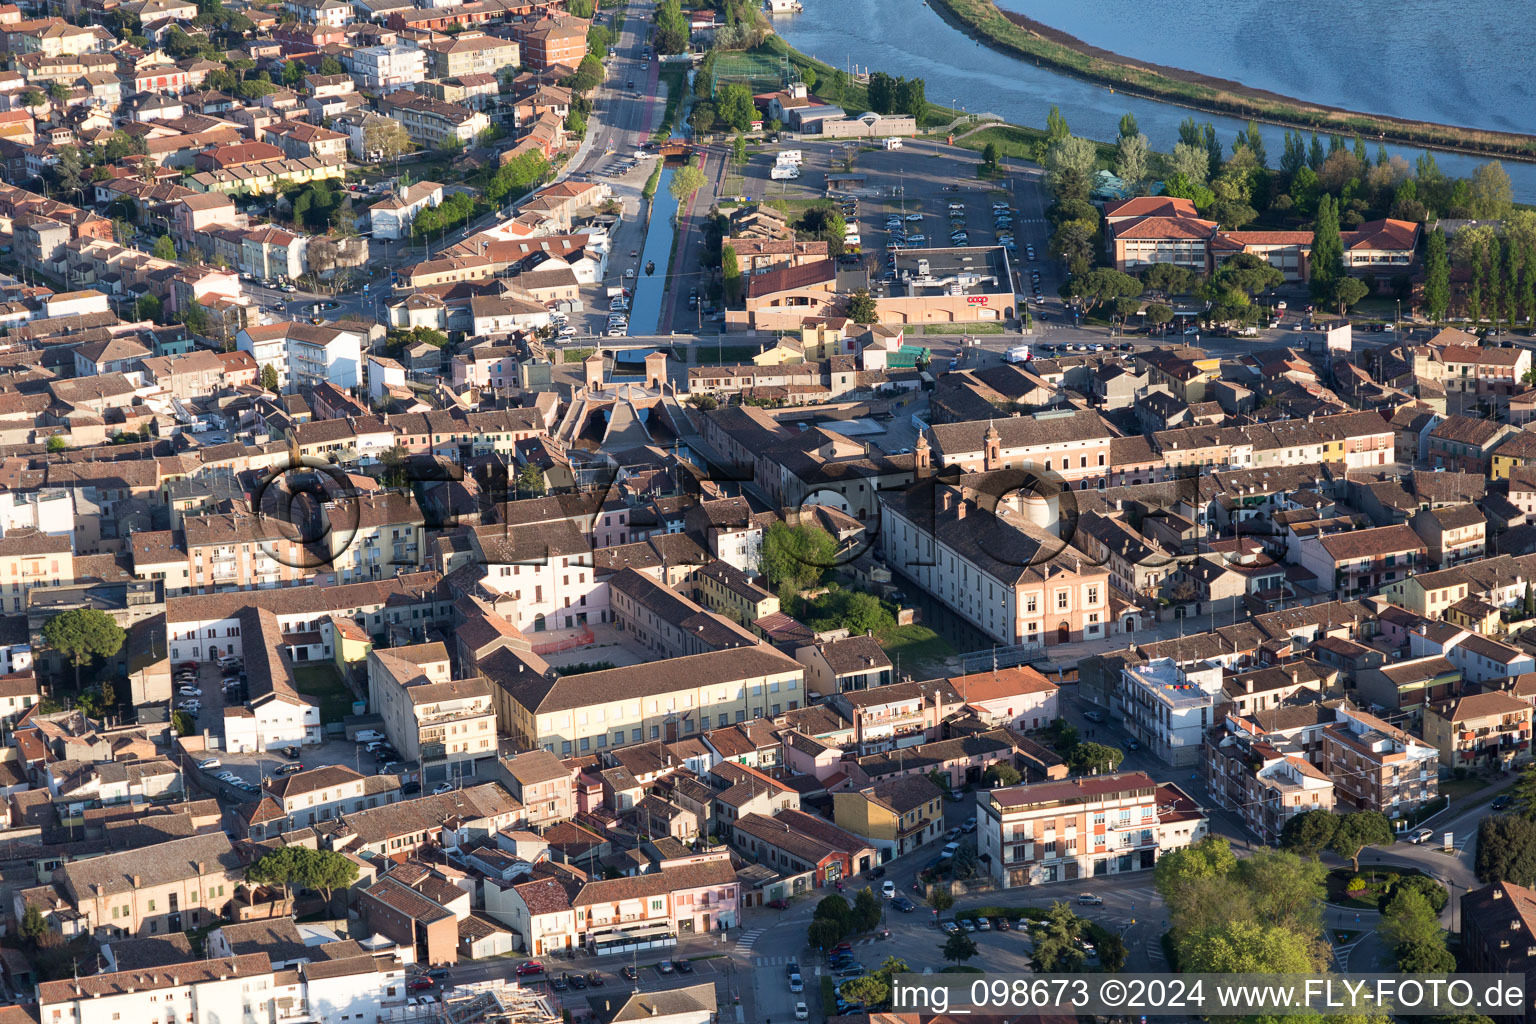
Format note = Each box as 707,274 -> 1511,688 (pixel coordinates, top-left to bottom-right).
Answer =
770,164 -> 800,180
776,149 -> 803,165
883,138 -> 903,150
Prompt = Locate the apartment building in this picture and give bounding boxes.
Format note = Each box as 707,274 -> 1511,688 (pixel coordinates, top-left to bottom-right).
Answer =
1321,701 -> 1439,814
1423,691 -> 1534,770
1460,881 -> 1536,1006
369,180 -> 444,241
572,858 -> 738,952
482,644 -> 805,756
321,492 -> 425,583
182,511 -> 310,593
47,832 -> 243,939
608,568 -> 759,660
948,665 -> 1059,732
795,635 -> 894,697
472,520 -> 605,633
927,409 -> 1114,483
1116,658 -> 1226,768
1204,720 -> 1335,846
1297,522 -> 1427,598
380,90 -> 489,148
832,773 -> 946,858
254,765 -> 402,837
420,32 -> 520,79
367,642 -> 497,773
880,479 -> 1112,647
978,773 -> 1207,888
1410,503 -> 1487,568
0,529 -> 73,614
731,809 -> 877,884
514,16 -> 588,70
826,678 -> 964,755
498,748 -> 576,828
347,45 -> 425,90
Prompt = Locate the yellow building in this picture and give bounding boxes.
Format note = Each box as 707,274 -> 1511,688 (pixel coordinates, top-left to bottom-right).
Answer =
832,774 -> 946,858
331,613 -> 374,671
1422,691 -> 1533,769
1491,431 -> 1536,481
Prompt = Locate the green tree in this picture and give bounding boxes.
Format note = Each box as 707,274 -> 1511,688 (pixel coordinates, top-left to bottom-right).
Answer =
979,140 -> 1000,177
1378,889 -> 1445,952
1310,193 -> 1344,303
45,435 -> 67,453
1469,161 -> 1514,221
42,608 -> 127,688
763,522 -> 837,595
152,233 -> 177,260
1118,112 -> 1139,139
20,904 -> 47,941
942,930 -> 978,966
839,974 -> 889,1007
721,244 -> 742,304
930,886 -> 954,913
669,160 -> 705,203
1114,132 -> 1149,190
290,847 -> 359,902
179,299 -> 213,336
1170,142 -> 1209,185
732,133 -> 747,166
134,293 -> 162,323
1029,901 -> 1085,972
19,88 -> 44,110
247,846 -> 303,901
1236,850 -> 1327,936
516,462 -> 545,497
894,76 -> 926,121
1142,263 -> 1196,296
1332,276 -> 1370,314
983,763 -> 1021,787
172,710 -> 194,735
1424,226 -> 1450,322
1330,810 -> 1394,872
318,55 -> 345,76
846,288 -> 878,324
716,83 -> 756,134
1067,268 -> 1142,316
259,363 -> 279,392
1066,741 -> 1123,775
1476,815 -> 1536,886
1044,136 -> 1097,202
653,0 -> 689,54
1181,920 -> 1320,973
851,886 -> 882,932
1280,808 -> 1340,856
1143,302 -> 1174,332
807,915 -> 842,951
1050,221 -> 1096,277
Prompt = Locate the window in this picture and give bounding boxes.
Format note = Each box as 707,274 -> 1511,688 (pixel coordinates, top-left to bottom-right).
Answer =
1057,592 -> 1068,610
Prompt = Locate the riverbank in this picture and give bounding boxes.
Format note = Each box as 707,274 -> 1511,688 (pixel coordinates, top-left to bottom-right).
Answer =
925,0 -> 1536,163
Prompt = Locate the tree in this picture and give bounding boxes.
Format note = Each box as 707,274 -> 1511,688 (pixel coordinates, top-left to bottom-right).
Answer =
721,244 -> 742,305
319,55 -> 345,77
1310,193 -> 1344,303
134,293 -> 162,323
732,133 -> 747,166
247,846 -> 303,901
1280,808 -> 1339,856
172,710 -> 193,735
151,233 -> 177,260
1143,302 -> 1174,332
362,117 -> 412,165
979,140 -> 1000,177
894,76 -> 926,121
1066,741 -> 1123,775
670,160 -> 705,203
1114,132 -> 1148,190
293,847 -> 358,902
19,88 -> 44,110
847,288 -> 878,324
851,886 -> 882,932
1378,888 -> 1446,958
1235,120 -> 1267,167
1424,226 -> 1450,322
716,83 -> 756,133
516,462 -> 545,497
1469,161 -> 1514,221
1044,136 -> 1097,202
1181,920 -> 1320,973
45,434 -> 67,453
1029,901 -> 1085,972
20,904 -> 47,941
942,930 -> 978,966
839,974 -> 889,1008
1213,252 -> 1283,298
179,299 -> 212,336
1067,268 -> 1141,315
763,522 -> 837,596
1330,810 -> 1394,872
806,915 -> 841,950
1382,874 -> 1449,917
259,363 -> 279,392
42,608 -> 127,689
654,0 -> 690,54
1142,263 -> 1196,296
1477,815 -> 1536,886
1236,850 -> 1327,936
1050,221 -> 1096,277
1332,275 -> 1370,314
1170,142 -> 1209,185
929,886 -> 954,913
1118,112 -> 1139,139
983,763 -> 1020,787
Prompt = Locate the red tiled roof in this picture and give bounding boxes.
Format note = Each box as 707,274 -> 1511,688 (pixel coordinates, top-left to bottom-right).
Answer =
1113,215 -> 1218,241
1103,196 -> 1198,220
1341,218 -> 1420,252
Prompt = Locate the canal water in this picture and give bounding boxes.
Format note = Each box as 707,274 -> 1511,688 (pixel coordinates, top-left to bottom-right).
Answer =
772,0 -> 1536,201
628,165 -> 679,336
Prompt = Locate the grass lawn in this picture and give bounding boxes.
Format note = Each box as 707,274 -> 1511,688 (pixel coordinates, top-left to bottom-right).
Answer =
878,624 -> 956,678
563,347 -> 596,363
713,344 -> 763,362
292,664 -> 356,721
920,322 -> 1005,335
1325,866 -> 1422,909
954,124 -> 1116,166
1440,776 -> 1488,802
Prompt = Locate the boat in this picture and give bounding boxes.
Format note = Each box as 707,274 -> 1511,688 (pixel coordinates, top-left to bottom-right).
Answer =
645,260 -> 656,276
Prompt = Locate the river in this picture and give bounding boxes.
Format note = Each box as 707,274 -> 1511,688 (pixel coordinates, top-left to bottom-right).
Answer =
628,165 -> 678,336
770,0 -> 1536,202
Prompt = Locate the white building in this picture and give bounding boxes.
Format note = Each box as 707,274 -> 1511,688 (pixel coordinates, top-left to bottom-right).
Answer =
368,180 -> 444,241
0,487 -> 75,536
347,44 -> 425,91
1116,657 -> 1226,767
367,353 -> 407,404
977,772 -> 1208,888
236,320 -> 365,392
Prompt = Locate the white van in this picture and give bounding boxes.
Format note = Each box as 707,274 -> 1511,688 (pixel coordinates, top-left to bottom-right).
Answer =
777,149 -> 803,165
1005,344 -> 1032,364
884,138 -> 903,150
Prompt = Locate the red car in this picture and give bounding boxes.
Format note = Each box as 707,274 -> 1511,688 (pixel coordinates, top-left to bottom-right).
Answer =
407,979 -> 434,992
177,662 -> 198,672
832,942 -> 853,953
767,899 -> 789,910
516,961 -> 544,977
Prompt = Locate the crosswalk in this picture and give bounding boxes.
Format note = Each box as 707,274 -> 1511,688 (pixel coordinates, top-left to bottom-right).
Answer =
733,928 -> 764,955
753,954 -> 796,967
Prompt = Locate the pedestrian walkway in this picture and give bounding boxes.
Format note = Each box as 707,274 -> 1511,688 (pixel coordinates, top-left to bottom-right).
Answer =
753,954 -> 797,967
733,928 -> 764,955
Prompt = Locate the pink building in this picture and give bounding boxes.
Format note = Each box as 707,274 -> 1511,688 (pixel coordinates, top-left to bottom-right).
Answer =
452,343 -> 520,390
949,665 -> 1060,732
573,857 -> 738,952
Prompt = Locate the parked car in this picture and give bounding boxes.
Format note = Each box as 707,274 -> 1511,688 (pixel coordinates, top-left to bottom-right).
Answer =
959,918 -> 977,933
789,975 -> 804,993
836,963 -> 864,977
587,972 -> 604,987
516,962 -> 544,977
1412,827 -> 1435,844
939,921 -> 959,934
767,898 -> 789,909
551,976 -> 569,992
675,960 -> 695,974
963,817 -> 977,833
198,758 -> 221,770
795,1003 -> 809,1021
892,896 -> 915,913
1083,710 -> 1106,723
408,979 -> 434,992
426,968 -> 450,981
656,961 -> 675,975
433,782 -> 454,795
568,973 -> 588,990
976,916 -> 991,931
1493,795 -> 1513,810
620,966 -> 637,981
995,917 -> 1010,931
273,763 -> 304,776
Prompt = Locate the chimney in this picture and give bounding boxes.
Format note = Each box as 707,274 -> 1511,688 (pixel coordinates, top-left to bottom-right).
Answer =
955,500 -> 966,521
131,875 -> 141,888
